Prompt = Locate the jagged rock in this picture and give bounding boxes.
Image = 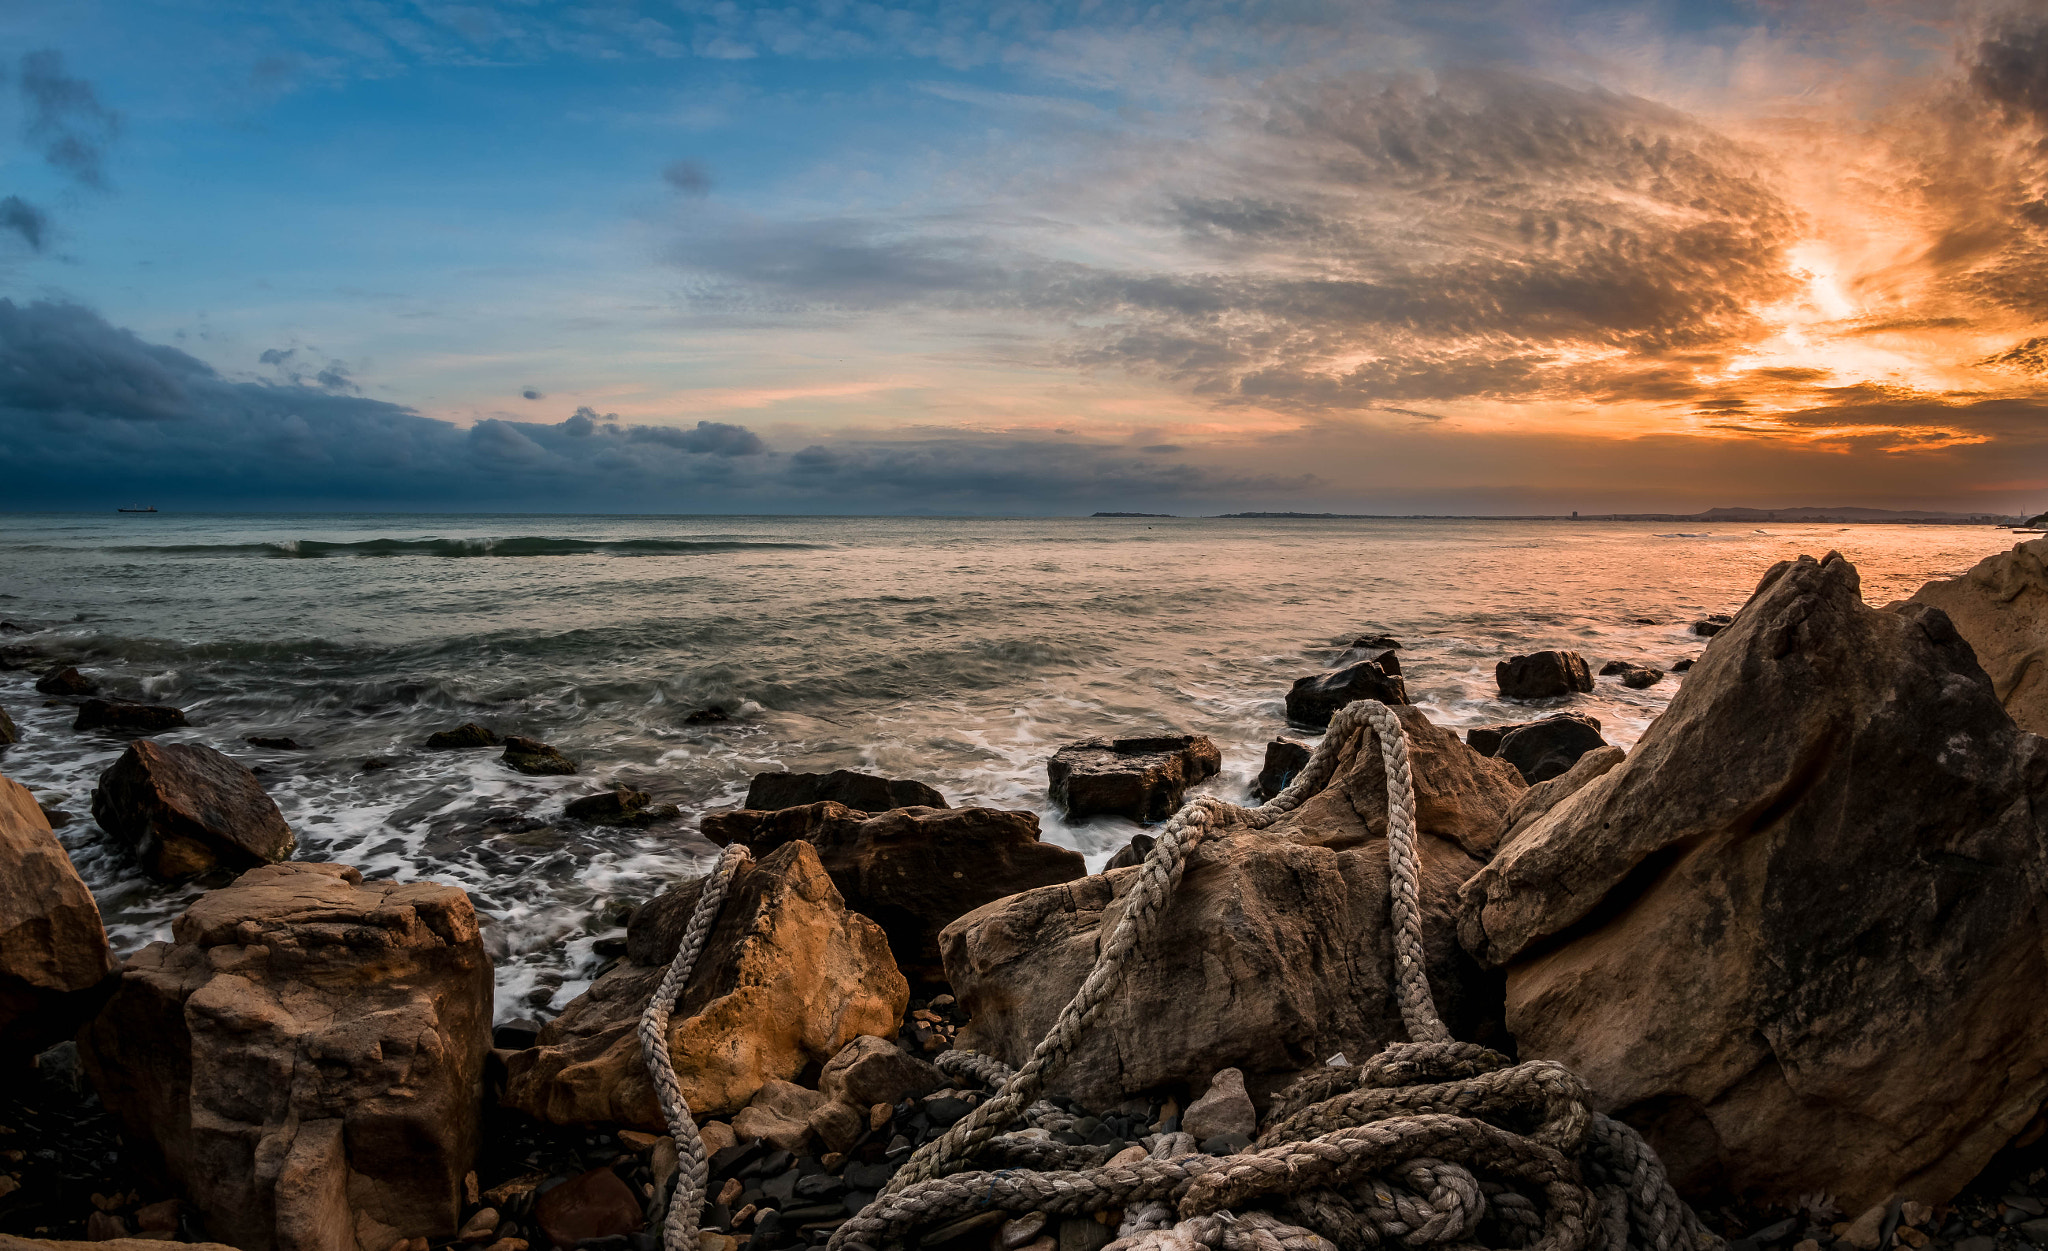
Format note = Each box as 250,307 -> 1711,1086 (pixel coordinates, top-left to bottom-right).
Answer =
746,769 -> 948,811
1672,658 -> 1696,673
425,722 -> 499,750
1905,537 -> 2048,736
1691,613 -> 1733,637
0,772 -> 113,1057
563,788 -> 680,826
1105,833 -> 1155,870
1254,739 -> 1312,800
1459,552 -> 2048,1211
1285,653 -> 1407,728
1495,746 -> 1624,852
1597,660 -> 1637,676
502,840 -> 906,1127
501,735 -> 576,776
1619,667 -> 1663,689
33,667 -> 94,697
946,707 -> 1521,1107
819,1035 -> 943,1108
73,699 -> 188,733
81,862 -> 492,1251
0,705 -> 17,746
1047,735 -> 1222,823
91,740 -> 295,879
1464,713 -> 1606,785
1494,651 -> 1593,699
701,801 -> 1084,979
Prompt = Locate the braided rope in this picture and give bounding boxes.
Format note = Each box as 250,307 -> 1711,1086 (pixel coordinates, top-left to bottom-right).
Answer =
640,841 -> 753,1251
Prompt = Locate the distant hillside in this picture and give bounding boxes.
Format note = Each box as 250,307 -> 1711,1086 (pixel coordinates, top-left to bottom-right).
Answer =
1212,507 -> 2021,523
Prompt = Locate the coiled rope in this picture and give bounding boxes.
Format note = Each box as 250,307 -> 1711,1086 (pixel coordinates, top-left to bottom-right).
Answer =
643,701 -> 1722,1251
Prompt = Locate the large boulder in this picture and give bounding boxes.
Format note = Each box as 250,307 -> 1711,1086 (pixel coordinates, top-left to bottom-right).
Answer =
945,707 -> 1522,1108
0,772 -> 113,1057
1284,651 -> 1407,728
1494,650 -> 1593,699
1465,713 -> 1608,784
91,740 -> 295,879
700,801 -> 1085,979
80,863 -> 492,1251
1905,536 -> 2048,735
502,840 -> 907,1128
745,769 -> 948,812
1047,735 -> 1222,822
1459,552 -> 2048,1212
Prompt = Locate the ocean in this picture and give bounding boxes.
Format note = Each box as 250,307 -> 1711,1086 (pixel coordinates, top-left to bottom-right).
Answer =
0,512 -> 2015,1020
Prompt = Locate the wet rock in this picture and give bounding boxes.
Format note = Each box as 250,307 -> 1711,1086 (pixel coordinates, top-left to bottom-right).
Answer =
819,1035 -> 943,1109
1047,735 -> 1222,823
503,736 -> 578,776
733,1080 -> 827,1151
1349,633 -> 1401,650
494,1018 -> 543,1050
1494,650 -> 1593,699
684,706 -> 731,725
1254,739 -> 1312,801
1672,658 -> 1696,673
947,707 -> 1519,1107
564,789 -> 680,826
745,769 -> 947,812
426,722 -> 501,749
1460,552 -> 2048,1211
534,1167 -> 642,1248
1285,652 -> 1408,729
90,740 -> 296,879
34,666 -> 95,697
1619,667 -> 1663,689
0,771 -> 114,1057
1905,537 -> 2048,736
244,735 -> 306,750
0,704 -> 17,746
72,699 -> 188,734
1691,613 -> 1734,636
1181,1068 -> 1256,1142
1104,834 -> 1154,870
81,861 -> 493,1251
1597,660 -> 1637,676
503,840 -> 906,1127
1485,714 -> 1607,785
360,757 -> 397,772
700,802 -> 1085,978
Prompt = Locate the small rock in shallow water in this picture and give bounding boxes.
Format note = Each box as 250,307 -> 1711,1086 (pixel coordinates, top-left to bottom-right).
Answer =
245,735 -> 306,749
1620,667 -> 1664,689
1047,735 -> 1221,822
683,706 -> 730,725
1253,739 -> 1312,800
1495,650 -> 1594,699
427,722 -> 501,749
34,666 -> 95,697
74,697 -> 188,733
503,735 -> 578,776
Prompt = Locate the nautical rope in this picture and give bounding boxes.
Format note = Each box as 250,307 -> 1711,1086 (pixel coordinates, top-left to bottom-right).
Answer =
641,840 -> 753,1251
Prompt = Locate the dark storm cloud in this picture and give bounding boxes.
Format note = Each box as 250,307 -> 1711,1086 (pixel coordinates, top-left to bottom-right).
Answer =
1969,18 -> 2048,129
19,50 -> 120,190
0,195 -> 48,251
662,159 -> 713,196
522,388 -> 544,400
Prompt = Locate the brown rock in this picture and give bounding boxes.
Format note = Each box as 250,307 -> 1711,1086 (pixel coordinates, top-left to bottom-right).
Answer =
1459,552 -> 2048,1211
1284,651 -> 1407,728
697,1121 -> 736,1154
1905,537 -> 2048,735
533,1167 -> 641,1248
1494,650 -> 1593,699
0,771 -> 114,1056
1619,666 -> 1663,689
1047,735 -> 1223,823
89,740 -> 295,879
945,706 -> 1519,1107
818,1035 -> 943,1108
133,1201 -> 180,1233
1494,745 -> 1624,852
34,666 -> 95,697
563,789 -> 678,826
80,861 -> 493,1251
0,1239 -> 240,1251
72,700 -> 188,734
425,723 -> 499,750
733,1078 -> 825,1150
502,840 -> 907,1127
1181,1068 -> 1255,1142
807,1100 -> 864,1153
501,736 -> 576,776
1253,740 -> 1312,800
457,1209 -> 500,1243
85,1213 -> 128,1241
1465,713 -> 1608,785
745,769 -> 948,811
700,803 -> 1084,978
0,704 -> 19,746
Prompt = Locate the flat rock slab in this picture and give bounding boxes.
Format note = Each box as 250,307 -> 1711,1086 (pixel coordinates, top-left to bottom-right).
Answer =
1047,735 -> 1222,823
90,740 -> 295,879
73,699 -> 188,733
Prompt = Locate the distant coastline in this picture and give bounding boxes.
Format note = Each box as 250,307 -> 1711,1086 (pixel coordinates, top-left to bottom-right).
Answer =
1206,507 -> 2024,525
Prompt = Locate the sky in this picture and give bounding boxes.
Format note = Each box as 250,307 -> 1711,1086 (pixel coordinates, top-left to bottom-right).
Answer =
2,0 -> 2048,515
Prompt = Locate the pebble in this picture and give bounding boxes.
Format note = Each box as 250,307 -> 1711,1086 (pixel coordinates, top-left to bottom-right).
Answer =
718,1177 -> 744,1207
458,1207 -> 502,1242
618,1130 -> 659,1151
465,1170 -> 481,1207
1001,1212 -> 1050,1248
2011,1197 -> 2048,1217
1107,1146 -> 1149,1168
870,1102 -> 893,1132
1901,1202 -> 1935,1228
1838,1201 -> 1889,1251
1793,1240 -> 1820,1251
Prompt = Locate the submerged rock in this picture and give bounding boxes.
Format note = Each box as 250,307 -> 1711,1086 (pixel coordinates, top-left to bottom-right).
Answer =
683,705 -> 731,725
502,840 -> 906,1127
0,772 -> 114,1057
33,666 -> 95,697
90,740 -> 295,879
1905,536 -> 2048,735
81,862 -> 492,1251
947,707 -> 1521,1108
1460,551 -> 2048,1211
424,721 -> 500,750
73,698 -> 188,733
1047,735 -> 1222,823
701,800 -> 1084,978
1494,650 -> 1593,699
746,768 -> 948,812
1254,739 -> 1312,800
564,787 -> 680,826
244,734 -> 307,750
1691,613 -> 1734,636
1285,652 -> 1407,728
0,704 -> 16,745
501,734 -> 577,776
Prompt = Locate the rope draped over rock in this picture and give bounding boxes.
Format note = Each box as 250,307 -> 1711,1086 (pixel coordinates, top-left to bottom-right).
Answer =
642,701 -> 1723,1251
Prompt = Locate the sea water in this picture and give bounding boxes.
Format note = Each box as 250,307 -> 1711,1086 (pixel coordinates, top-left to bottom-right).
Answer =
0,512 -> 2014,1019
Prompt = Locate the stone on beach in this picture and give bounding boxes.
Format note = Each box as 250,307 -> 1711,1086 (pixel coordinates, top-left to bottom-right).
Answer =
501,735 -> 577,776
533,1167 -> 642,1249
1253,739 -> 1312,800
1459,551 -> 2048,1211
819,1034 -> 943,1108
1619,666 -> 1664,688
745,768 -> 948,812
1465,712 -> 1608,785
1284,651 -> 1407,728
700,800 -> 1086,978
90,739 -> 296,879
1047,735 -> 1222,823
72,698 -> 189,733
1493,650 -> 1593,699
1904,535 -> 2048,735
946,706 -> 1520,1107
0,771 -> 114,1057
81,861 -> 493,1251
502,840 -> 906,1128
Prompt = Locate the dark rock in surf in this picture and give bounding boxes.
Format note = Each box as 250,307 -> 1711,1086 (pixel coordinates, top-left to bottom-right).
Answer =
244,735 -> 306,749
502,735 -> 578,776
565,787 -> 681,826
1106,833 -> 1155,870
74,699 -> 188,734
684,705 -> 731,725
1672,658 -> 1696,673
34,667 -> 95,698
1048,735 -> 1222,823
1692,613 -> 1734,637
746,769 -> 948,812
359,756 -> 396,773
1467,713 -> 1606,785
91,740 -> 296,879
1255,739 -> 1312,800
425,722 -> 500,750
1620,667 -> 1664,689
1494,650 -> 1593,699
1350,633 -> 1401,650
0,772 -> 114,1058
1598,659 -> 1638,676
0,704 -> 16,746
1286,653 -> 1408,728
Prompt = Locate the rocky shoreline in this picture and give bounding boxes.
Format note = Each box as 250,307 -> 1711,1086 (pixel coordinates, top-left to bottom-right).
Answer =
3,543 -> 2048,1251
